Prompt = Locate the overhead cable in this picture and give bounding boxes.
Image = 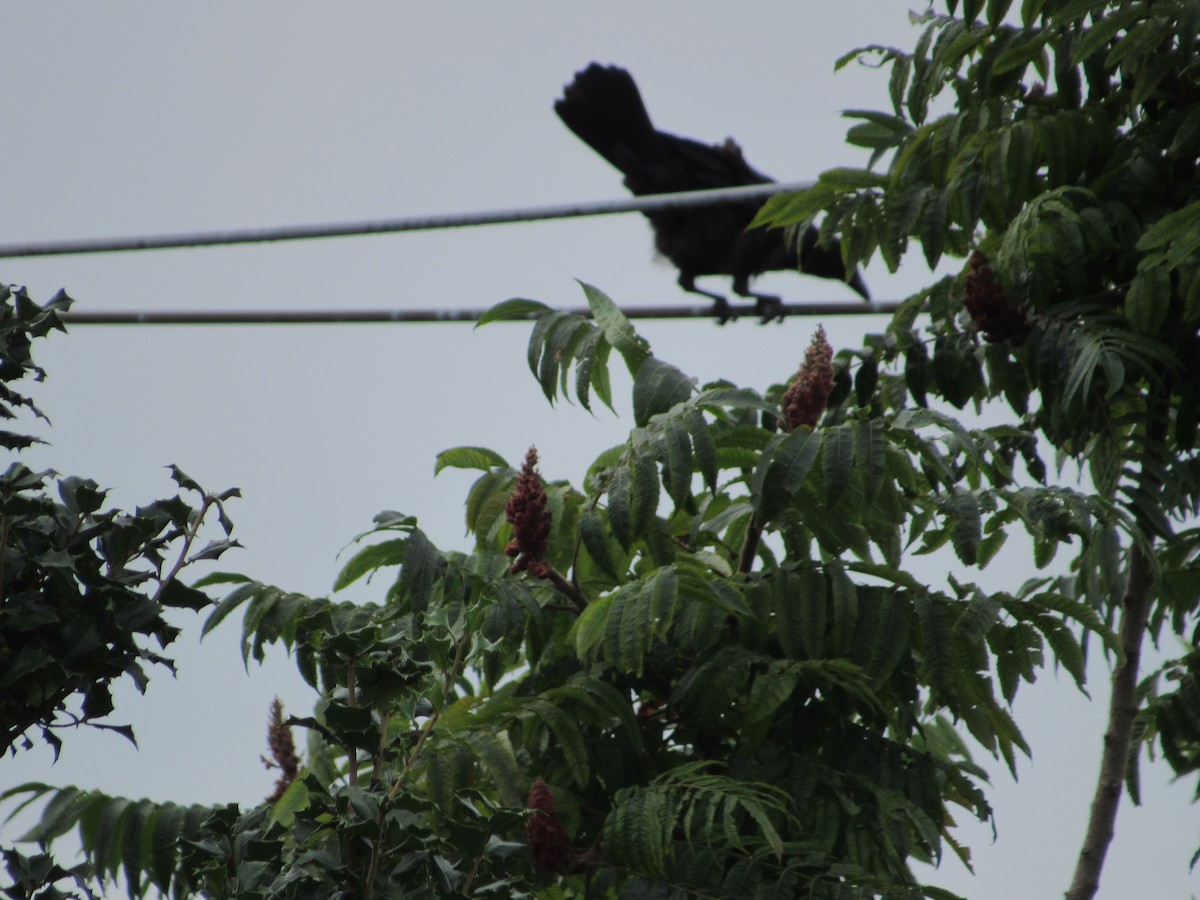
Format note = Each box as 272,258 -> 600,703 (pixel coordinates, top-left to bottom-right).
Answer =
0,182 -> 812,259
60,299 -> 900,326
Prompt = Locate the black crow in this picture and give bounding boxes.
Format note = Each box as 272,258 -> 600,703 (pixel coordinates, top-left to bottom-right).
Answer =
555,63 -> 869,320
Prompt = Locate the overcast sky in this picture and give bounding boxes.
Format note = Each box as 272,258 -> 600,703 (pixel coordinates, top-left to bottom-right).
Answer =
1,5 -> 1195,898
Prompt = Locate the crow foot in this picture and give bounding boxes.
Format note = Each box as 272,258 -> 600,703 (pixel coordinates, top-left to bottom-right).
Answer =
711,298 -> 735,325
753,295 -> 784,324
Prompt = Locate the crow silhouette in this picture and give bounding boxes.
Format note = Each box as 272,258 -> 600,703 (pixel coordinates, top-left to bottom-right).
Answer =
555,63 -> 869,321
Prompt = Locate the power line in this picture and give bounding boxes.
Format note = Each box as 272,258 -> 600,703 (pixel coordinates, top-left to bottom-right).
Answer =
59,300 -> 900,326
0,182 -> 812,259
9,180 -> 900,326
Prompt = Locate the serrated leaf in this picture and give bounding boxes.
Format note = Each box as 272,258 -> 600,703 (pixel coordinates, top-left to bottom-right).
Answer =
1071,5 -> 1148,65
150,803 -> 185,892
915,594 -> 957,702
658,417 -> 693,508
398,528 -> 442,614
574,592 -> 613,661
823,425 -> 855,510
475,297 -> 551,327
829,566 -> 859,657
464,731 -> 522,806
579,508 -> 621,581
1125,267 -> 1171,335
633,357 -> 694,427
334,538 -> 408,591
434,446 -> 509,475
819,167 -> 890,189
797,569 -> 828,659
750,183 -> 837,230
752,430 -> 822,522
529,699 -> 590,787
685,408 -> 718,493
578,281 -> 648,375
946,490 -> 982,566
955,590 -> 1003,642
993,30 -> 1049,73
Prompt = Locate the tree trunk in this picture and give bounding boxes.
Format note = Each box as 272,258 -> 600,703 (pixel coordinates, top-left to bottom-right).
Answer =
1065,544 -> 1155,900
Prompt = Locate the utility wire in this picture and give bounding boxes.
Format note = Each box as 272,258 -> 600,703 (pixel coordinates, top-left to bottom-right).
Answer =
8,180 -> 902,325
0,182 -> 811,259
60,300 -> 901,326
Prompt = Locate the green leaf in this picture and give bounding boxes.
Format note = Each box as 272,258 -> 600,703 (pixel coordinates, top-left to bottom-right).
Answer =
606,450 -> 660,549
823,425 -> 856,510
955,590 -> 1003,642
150,803 -> 185,892
946,490 -> 982,566
752,429 -> 822,522
819,167 -> 890,189
434,446 -> 509,474
528,699 -> 590,787
828,566 -> 860,657
464,731 -> 522,806
579,281 -> 648,376
17,787 -> 88,843
334,538 -> 408,591
579,508 -> 621,581
750,183 -> 837,230
633,357 -> 694,427
398,528 -> 442,614
269,778 -> 311,828
1126,268 -> 1171,335
475,297 -> 551,327
158,580 -> 212,611
987,0 -> 1014,27
1071,5 -> 1148,65
915,594 -> 958,703
686,408 -> 718,493
993,29 -> 1049,74
797,569 -> 829,660
574,592 -> 613,661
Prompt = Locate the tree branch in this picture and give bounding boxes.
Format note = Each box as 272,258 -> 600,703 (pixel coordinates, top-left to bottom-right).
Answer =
1065,541 -> 1155,900
737,514 -> 762,575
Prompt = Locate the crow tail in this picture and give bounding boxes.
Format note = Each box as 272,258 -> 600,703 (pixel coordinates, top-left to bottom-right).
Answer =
554,64 -> 658,174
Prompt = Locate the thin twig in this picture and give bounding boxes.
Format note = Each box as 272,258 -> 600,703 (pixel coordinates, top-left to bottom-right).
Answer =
150,494 -> 213,605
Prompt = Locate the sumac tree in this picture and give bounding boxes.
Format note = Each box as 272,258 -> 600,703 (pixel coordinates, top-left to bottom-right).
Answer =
7,3 -> 1200,899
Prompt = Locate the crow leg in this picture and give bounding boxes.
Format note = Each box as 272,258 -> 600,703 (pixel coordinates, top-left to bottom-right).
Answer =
731,274 -> 783,324
678,274 -> 734,324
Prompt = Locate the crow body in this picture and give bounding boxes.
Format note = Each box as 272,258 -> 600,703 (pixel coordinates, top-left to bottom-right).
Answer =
555,63 -> 869,320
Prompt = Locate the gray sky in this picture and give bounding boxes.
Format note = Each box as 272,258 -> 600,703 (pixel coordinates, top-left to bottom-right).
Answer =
1,4 -> 1195,898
